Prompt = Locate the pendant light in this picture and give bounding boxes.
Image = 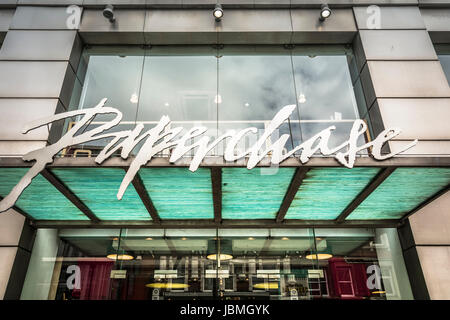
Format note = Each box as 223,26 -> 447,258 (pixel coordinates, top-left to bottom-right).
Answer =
106,241 -> 134,261
305,247 -> 333,260
206,239 -> 233,261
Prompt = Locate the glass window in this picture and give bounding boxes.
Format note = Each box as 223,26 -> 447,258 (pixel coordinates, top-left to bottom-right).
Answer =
20,228 -> 413,300
137,48 -> 219,153
65,46 -> 364,157
217,47 -> 299,153
292,52 -> 361,150
79,49 -> 145,121
138,48 -> 217,123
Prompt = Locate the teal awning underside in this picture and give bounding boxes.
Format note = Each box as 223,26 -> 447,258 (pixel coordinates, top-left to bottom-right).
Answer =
0,166 -> 449,224
222,168 -> 295,219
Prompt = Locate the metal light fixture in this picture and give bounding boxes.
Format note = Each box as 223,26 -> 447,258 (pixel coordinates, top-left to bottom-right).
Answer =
305,248 -> 333,260
206,239 -> 233,260
213,3 -> 224,22
103,4 -> 116,23
319,3 -> 332,21
106,242 -> 134,261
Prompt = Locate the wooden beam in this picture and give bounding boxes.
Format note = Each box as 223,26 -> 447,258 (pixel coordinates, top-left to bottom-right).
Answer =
335,167 -> 395,223
211,168 -> 222,223
276,168 -> 309,222
126,170 -> 161,223
41,168 -> 100,223
401,184 -> 450,222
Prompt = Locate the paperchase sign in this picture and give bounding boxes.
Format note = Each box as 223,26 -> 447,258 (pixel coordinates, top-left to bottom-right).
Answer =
0,99 -> 417,214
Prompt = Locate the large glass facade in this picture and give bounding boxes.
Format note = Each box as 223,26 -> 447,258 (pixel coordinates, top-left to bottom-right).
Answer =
64,45 -> 365,158
20,228 -> 413,300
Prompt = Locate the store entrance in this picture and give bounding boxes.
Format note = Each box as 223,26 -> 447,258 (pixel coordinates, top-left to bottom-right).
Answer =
28,228 -> 411,300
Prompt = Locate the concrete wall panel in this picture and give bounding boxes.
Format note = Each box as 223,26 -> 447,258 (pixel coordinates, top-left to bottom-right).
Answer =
0,10 -> 14,32
80,9 -> 145,44
0,30 -> 78,62
18,1 -> 83,5
359,30 -> 437,61
388,140 -> 450,156
144,9 -> 215,44
0,247 -> 17,300
410,191 -> 450,245
0,210 -> 26,247
10,6 -> 81,30
374,98 -> 450,140
416,246 -> 450,300
291,9 -> 356,32
421,9 -> 450,31
0,99 -> 64,141
421,9 -> 450,43
0,61 -> 72,102
367,61 -> 450,98
80,9 -> 145,32
0,141 -> 47,156
291,9 -> 357,43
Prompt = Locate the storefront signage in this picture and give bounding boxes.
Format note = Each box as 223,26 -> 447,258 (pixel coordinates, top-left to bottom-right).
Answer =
0,98 -> 417,213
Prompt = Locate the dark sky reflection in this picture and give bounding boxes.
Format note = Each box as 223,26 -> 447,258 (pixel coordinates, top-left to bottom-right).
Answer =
78,51 -> 361,155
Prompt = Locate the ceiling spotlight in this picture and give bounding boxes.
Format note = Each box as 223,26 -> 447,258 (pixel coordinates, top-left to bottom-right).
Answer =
213,3 -> 224,22
103,4 -> 116,23
319,3 -> 331,21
